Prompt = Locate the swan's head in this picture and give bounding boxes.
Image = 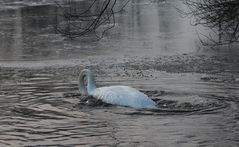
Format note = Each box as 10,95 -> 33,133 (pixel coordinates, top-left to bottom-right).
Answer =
79,69 -> 88,95
79,69 -> 96,95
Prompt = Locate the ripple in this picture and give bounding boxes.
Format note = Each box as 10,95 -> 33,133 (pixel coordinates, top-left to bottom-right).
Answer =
11,106 -> 66,120
0,66 -> 238,146
64,90 -> 229,115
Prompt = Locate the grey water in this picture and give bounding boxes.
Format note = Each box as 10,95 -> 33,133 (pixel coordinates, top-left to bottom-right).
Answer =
0,0 -> 201,61
0,0 -> 239,146
0,69 -> 238,146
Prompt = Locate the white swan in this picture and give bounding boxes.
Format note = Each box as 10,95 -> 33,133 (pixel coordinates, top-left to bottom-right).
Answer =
78,69 -> 157,109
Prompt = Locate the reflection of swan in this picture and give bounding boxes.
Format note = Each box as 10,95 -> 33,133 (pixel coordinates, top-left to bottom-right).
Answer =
79,69 -> 157,109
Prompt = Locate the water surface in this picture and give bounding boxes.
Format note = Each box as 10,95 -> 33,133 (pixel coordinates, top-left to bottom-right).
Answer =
0,0 -> 201,61
0,68 -> 238,146
0,0 -> 239,146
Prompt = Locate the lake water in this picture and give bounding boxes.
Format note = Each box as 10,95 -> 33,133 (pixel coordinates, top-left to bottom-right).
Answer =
0,0 -> 202,61
0,0 -> 239,146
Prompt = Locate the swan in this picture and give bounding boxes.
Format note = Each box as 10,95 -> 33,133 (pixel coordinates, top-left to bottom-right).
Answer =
78,69 -> 157,109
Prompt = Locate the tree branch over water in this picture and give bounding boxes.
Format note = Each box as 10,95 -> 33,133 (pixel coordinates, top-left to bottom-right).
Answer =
54,0 -> 129,39
181,0 -> 239,46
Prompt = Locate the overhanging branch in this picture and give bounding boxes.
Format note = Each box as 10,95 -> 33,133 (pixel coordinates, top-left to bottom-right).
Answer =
54,0 -> 129,39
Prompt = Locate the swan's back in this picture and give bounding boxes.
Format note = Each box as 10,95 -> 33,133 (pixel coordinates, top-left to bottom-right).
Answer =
90,86 -> 157,109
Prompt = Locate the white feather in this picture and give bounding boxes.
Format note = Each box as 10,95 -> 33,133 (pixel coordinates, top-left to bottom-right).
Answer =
79,69 -> 157,109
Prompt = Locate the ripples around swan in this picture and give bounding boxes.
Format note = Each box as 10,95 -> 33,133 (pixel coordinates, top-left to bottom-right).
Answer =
0,69 -> 239,147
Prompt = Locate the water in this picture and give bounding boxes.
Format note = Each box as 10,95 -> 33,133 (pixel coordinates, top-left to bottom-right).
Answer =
0,0 -> 201,61
0,67 -> 238,146
0,0 -> 239,146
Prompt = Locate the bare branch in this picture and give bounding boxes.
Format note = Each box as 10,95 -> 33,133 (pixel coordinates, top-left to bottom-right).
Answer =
181,0 -> 239,46
54,0 -> 129,39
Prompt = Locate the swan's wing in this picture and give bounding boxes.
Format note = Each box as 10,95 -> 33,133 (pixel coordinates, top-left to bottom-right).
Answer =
91,86 -> 156,109
91,86 -> 127,105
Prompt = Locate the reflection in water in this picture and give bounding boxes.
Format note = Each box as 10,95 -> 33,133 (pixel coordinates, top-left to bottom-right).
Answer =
12,8 -> 23,60
0,4 -> 58,60
0,0 -> 201,61
118,0 -> 198,54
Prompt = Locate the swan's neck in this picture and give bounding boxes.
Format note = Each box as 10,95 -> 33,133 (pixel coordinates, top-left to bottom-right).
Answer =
79,69 -> 97,95
87,71 -> 96,95
79,72 -> 88,95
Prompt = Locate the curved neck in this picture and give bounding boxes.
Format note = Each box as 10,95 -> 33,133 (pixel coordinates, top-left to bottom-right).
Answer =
79,71 -> 88,95
86,70 -> 96,95
79,69 -> 96,95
